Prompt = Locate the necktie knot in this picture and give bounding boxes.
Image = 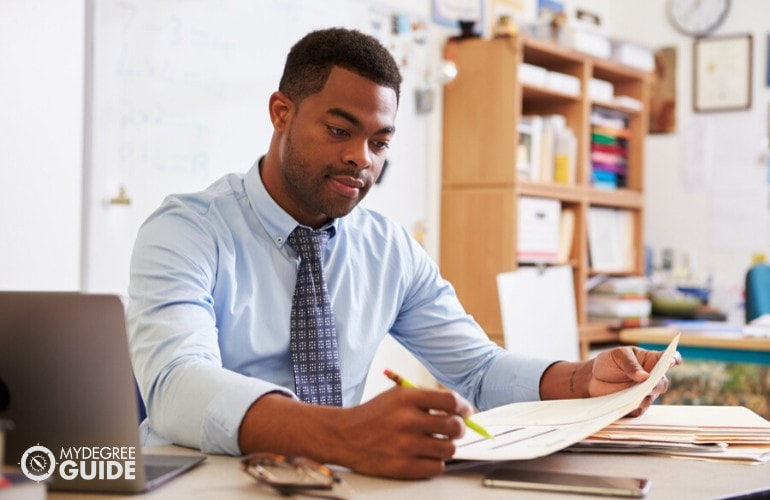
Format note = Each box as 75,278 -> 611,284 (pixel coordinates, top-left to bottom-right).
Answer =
288,226 -> 329,263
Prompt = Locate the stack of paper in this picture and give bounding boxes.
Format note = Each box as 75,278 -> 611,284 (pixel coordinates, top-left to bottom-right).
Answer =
570,405 -> 770,464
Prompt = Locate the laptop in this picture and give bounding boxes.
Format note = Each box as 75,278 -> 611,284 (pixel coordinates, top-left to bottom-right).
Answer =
0,291 -> 205,493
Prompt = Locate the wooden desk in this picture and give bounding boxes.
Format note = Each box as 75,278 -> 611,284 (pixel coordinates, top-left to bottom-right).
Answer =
620,327 -> 770,364
45,445 -> 770,499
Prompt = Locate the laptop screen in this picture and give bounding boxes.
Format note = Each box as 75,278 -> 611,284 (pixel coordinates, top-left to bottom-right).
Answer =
0,291 -> 202,493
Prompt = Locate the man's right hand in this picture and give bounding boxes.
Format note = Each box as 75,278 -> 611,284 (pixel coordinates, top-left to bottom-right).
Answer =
238,386 -> 474,479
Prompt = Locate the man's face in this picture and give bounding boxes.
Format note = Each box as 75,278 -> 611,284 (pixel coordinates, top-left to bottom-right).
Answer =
274,66 -> 397,227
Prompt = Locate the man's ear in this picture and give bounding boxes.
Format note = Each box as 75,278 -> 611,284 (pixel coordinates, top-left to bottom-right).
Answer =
269,91 -> 293,132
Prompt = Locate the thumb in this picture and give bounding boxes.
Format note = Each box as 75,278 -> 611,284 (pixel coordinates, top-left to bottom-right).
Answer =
619,349 -> 650,383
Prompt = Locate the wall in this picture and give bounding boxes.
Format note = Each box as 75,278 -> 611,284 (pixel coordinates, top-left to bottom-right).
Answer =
0,0 -> 84,290
6,0 -> 767,397
0,0 -> 443,395
604,0 -> 770,322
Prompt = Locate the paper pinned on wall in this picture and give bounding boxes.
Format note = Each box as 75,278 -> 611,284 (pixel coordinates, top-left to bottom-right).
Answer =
497,265 -> 579,361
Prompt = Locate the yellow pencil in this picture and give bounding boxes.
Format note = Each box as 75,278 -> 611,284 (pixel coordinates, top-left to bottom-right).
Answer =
384,369 -> 494,440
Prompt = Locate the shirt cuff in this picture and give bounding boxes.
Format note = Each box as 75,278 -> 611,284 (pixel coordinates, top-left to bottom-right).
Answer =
476,351 -> 555,411
200,378 -> 296,455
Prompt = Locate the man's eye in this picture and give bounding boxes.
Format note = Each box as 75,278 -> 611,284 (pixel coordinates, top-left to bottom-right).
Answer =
372,141 -> 390,151
328,126 -> 348,137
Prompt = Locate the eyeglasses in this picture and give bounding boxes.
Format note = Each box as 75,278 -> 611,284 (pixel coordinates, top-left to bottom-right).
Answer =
241,452 -> 352,499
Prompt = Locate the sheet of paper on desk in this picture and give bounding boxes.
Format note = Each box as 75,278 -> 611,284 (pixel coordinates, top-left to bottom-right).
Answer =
571,404 -> 770,463
452,334 -> 680,461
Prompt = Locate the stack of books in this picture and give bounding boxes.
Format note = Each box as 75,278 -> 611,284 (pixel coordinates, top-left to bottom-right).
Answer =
587,276 -> 651,328
590,107 -> 630,190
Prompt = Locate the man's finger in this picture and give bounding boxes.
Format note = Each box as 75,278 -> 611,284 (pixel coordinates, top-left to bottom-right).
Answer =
615,348 -> 650,382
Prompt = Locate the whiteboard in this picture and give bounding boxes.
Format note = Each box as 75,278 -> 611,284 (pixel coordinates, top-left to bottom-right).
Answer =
83,0 -> 432,294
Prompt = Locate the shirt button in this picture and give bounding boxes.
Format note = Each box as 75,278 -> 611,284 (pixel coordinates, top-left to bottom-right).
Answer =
276,235 -> 284,244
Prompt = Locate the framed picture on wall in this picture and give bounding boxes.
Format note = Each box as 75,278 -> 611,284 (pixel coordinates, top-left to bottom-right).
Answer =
693,34 -> 753,112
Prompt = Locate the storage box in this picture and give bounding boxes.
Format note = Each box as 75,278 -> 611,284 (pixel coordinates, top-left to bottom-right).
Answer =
612,41 -> 654,71
546,71 -> 581,96
589,78 -> 614,102
566,28 -> 611,59
517,197 -> 561,263
518,62 -> 548,87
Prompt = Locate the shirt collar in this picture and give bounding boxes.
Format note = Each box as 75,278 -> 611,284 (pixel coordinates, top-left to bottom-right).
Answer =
244,157 -> 338,249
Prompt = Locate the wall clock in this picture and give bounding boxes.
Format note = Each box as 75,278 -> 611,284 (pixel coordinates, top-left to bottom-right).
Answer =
667,0 -> 730,37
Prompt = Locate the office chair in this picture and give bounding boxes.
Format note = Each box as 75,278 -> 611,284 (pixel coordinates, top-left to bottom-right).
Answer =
745,264 -> 770,322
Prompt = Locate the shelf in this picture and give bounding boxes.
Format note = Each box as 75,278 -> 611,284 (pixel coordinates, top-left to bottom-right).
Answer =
588,267 -> 638,276
522,36 -> 586,67
580,323 -> 621,343
591,57 -> 649,82
517,180 -> 584,202
591,100 -> 644,116
587,188 -> 643,209
522,84 -> 581,103
441,35 -> 650,359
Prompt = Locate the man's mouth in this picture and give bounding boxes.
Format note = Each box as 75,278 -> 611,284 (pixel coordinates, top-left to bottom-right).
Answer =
328,175 -> 366,198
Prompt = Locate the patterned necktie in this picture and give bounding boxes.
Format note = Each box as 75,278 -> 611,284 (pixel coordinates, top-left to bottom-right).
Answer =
287,226 -> 343,406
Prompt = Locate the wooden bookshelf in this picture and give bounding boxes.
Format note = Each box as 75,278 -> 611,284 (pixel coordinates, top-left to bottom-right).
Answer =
440,35 -> 650,358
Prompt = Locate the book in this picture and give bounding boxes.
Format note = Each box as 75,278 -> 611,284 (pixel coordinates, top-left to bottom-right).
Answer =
587,207 -> 635,272
590,107 -> 631,189
519,114 -> 575,184
556,207 -> 576,264
588,315 -> 651,328
516,120 -> 533,179
587,296 -> 652,317
538,116 -> 556,183
554,126 -> 577,184
588,276 -> 651,327
591,276 -> 650,296
517,115 -> 542,180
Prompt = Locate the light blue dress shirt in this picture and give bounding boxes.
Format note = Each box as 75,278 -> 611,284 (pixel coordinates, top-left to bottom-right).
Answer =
127,160 -> 554,455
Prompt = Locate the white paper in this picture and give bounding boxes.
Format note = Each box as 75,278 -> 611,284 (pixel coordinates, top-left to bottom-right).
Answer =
452,334 -> 680,461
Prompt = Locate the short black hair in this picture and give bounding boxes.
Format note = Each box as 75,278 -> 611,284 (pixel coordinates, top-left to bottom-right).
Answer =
279,27 -> 401,104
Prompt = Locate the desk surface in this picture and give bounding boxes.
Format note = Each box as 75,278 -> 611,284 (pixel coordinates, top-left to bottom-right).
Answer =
46,445 -> 770,499
620,326 -> 770,352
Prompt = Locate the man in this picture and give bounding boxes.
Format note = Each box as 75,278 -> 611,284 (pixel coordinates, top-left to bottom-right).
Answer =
128,28 -> 679,480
